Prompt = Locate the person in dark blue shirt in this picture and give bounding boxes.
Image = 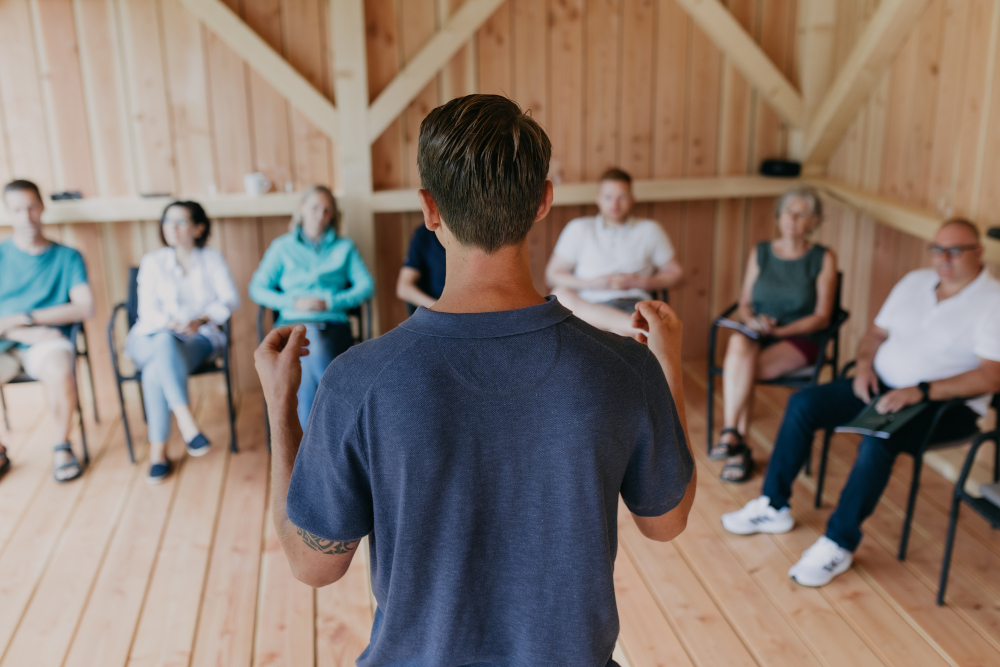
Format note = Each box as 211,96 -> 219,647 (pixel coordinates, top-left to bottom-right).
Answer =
0,180 -> 95,483
254,95 -> 695,667
396,224 -> 446,312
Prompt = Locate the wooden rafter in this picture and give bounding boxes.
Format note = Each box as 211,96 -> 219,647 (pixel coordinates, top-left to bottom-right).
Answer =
177,0 -> 338,141
810,178 -> 1000,264
803,0 -> 932,167
366,0 -> 505,143
673,0 -> 803,128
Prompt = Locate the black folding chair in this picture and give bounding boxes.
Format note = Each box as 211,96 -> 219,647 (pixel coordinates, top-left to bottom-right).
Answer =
0,321 -> 95,464
256,298 -> 373,447
107,267 -> 237,463
814,361 -> 997,560
938,394 -> 1000,604
706,272 -> 849,469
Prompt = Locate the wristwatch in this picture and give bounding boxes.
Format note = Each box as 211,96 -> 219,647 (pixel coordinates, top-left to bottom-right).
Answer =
918,381 -> 931,402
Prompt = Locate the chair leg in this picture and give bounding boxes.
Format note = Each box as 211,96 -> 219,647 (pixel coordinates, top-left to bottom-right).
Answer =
85,349 -> 99,423
899,453 -> 924,560
225,366 -> 238,453
116,380 -> 135,464
815,429 -> 834,509
77,391 -> 89,465
804,444 -> 812,477
0,385 -> 8,431
938,496 -> 962,605
706,368 -> 716,455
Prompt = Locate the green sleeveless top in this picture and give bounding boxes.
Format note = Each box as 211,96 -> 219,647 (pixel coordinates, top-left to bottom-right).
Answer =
751,241 -> 827,336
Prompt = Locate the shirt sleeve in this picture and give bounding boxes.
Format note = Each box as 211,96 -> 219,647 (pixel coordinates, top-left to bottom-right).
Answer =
286,379 -> 374,542
67,248 -> 88,288
620,353 -> 694,517
202,250 -> 241,324
552,219 -> 584,263
249,239 -> 298,313
648,224 -> 675,267
403,228 -> 426,272
323,244 -> 375,313
973,297 -> 1000,362
873,271 -> 918,330
135,254 -> 170,330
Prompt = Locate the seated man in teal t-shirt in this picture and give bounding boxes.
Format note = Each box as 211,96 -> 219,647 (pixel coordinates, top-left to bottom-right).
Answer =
0,180 -> 95,483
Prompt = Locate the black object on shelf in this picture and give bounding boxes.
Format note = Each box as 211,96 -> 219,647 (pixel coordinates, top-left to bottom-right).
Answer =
759,159 -> 801,178
50,191 -> 83,201
988,227 -> 1000,241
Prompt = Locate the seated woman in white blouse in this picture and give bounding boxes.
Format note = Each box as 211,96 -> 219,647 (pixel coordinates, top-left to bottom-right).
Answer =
125,201 -> 240,483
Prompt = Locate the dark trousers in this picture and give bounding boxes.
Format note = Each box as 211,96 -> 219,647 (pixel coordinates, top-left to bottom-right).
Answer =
761,378 -> 979,551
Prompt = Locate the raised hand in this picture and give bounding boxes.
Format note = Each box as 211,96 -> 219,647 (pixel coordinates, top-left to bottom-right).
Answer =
254,325 -> 311,416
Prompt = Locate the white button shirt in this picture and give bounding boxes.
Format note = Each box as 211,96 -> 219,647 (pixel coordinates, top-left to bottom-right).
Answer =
127,246 -> 241,356
873,268 -> 1000,415
552,215 -> 675,303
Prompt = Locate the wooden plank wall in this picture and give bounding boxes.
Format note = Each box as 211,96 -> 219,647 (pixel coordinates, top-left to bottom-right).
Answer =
821,0 -> 1000,358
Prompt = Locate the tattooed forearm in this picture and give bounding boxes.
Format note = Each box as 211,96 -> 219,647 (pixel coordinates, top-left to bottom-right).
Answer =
297,527 -> 358,555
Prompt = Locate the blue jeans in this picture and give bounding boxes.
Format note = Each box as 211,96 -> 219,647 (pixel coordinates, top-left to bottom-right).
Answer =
761,378 -> 978,551
127,332 -> 213,444
298,322 -> 353,427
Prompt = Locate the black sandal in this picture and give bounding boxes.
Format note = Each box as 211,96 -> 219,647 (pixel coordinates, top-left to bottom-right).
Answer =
720,443 -> 755,483
710,427 -> 743,460
53,443 -> 83,483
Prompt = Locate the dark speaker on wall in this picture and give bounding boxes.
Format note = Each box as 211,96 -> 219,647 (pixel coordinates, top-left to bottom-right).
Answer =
759,159 -> 801,178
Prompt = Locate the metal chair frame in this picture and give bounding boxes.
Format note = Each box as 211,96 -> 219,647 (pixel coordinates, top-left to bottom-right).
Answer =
0,321 -> 95,464
706,272 -> 849,468
256,298 -> 373,448
107,267 -> 238,463
813,362 -> 998,561
938,396 -> 1000,604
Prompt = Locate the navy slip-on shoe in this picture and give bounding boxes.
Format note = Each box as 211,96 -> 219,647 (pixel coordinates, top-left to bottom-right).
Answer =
147,459 -> 173,485
185,433 -> 211,457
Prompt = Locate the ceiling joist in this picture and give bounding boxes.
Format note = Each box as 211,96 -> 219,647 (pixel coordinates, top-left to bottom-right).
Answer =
673,0 -> 803,128
366,0 -> 506,143
803,0 -> 931,166
177,0 -> 339,141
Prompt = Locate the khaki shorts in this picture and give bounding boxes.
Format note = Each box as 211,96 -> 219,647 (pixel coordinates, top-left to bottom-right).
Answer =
0,337 -> 76,384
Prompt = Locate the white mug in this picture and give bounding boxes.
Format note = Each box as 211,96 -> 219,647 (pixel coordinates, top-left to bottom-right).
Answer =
243,172 -> 272,196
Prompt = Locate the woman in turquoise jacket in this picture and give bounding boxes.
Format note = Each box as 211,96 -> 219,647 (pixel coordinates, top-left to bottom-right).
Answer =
250,185 -> 374,426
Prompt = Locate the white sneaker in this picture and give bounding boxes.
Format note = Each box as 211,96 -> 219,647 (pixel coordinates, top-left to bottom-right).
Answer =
789,536 -> 853,586
721,496 -> 795,535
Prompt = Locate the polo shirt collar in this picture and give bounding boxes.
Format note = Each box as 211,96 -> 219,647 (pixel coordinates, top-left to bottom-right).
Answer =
596,214 -> 635,231
933,267 -> 990,304
400,295 -> 573,338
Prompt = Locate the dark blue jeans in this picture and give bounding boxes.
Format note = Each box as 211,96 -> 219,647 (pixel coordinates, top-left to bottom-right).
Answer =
761,379 -> 979,551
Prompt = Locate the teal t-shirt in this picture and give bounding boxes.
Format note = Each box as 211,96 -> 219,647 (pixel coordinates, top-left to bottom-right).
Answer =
0,239 -> 88,352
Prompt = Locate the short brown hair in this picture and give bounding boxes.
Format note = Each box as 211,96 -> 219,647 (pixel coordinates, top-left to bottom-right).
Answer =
940,217 -> 981,242
417,94 -> 551,253
160,201 -> 211,248
599,168 -> 632,186
3,179 -> 42,203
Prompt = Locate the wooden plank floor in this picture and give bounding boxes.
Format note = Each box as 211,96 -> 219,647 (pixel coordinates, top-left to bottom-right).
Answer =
0,365 -> 997,667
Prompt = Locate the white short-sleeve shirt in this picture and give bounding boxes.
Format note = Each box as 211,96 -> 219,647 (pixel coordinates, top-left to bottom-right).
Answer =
873,268 -> 1000,415
552,215 -> 675,303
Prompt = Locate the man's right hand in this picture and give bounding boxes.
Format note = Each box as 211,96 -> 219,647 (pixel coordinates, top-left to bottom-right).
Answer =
852,364 -> 880,403
294,297 -> 328,312
255,325 -> 310,418
631,301 -> 682,367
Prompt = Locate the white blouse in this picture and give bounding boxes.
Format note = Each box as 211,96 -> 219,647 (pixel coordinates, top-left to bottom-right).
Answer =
127,246 -> 241,356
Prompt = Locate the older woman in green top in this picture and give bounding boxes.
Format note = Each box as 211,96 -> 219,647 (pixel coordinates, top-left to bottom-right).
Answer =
249,185 -> 374,426
713,187 -> 838,483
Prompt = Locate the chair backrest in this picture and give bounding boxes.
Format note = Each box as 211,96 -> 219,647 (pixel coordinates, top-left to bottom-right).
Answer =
126,266 -> 140,330
257,301 -> 372,346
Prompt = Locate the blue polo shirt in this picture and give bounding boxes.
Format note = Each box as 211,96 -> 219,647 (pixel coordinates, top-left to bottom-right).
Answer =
0,239 -> 88,353
286,297 -> 692,667
403,225 -> 446,300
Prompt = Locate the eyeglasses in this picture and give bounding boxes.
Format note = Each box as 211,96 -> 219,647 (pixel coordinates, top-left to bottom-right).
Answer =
928,244 -> 980,259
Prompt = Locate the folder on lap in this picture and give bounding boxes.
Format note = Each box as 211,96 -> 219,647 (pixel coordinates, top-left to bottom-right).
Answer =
835,401 -> 931,439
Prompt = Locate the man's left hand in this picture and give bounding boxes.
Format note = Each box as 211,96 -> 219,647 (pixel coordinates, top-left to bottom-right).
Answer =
255,325 -> 310,417
874,386 -> 922,414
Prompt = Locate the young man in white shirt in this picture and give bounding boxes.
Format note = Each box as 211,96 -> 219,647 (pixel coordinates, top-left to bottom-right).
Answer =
546,169 -> 683,335
721,218 -> 1000,586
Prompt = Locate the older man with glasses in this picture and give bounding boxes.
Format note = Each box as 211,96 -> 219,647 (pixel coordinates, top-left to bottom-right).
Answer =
720,217 -> 1000,587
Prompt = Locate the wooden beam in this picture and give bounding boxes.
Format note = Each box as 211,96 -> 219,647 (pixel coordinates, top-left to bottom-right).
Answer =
176,0 -> 338,141
810,178 -> 1000,264
802,0 -> 931,166
331,0 -> 378,330
366,0 -> 505,143
673,0 -> 803,128
30,177 -> 801,223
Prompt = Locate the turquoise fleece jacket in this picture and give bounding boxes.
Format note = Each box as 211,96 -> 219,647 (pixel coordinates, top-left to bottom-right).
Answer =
249,227 -> 374,325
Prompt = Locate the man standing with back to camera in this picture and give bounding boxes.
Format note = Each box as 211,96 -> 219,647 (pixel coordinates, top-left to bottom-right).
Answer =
255,94 -> 695,666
